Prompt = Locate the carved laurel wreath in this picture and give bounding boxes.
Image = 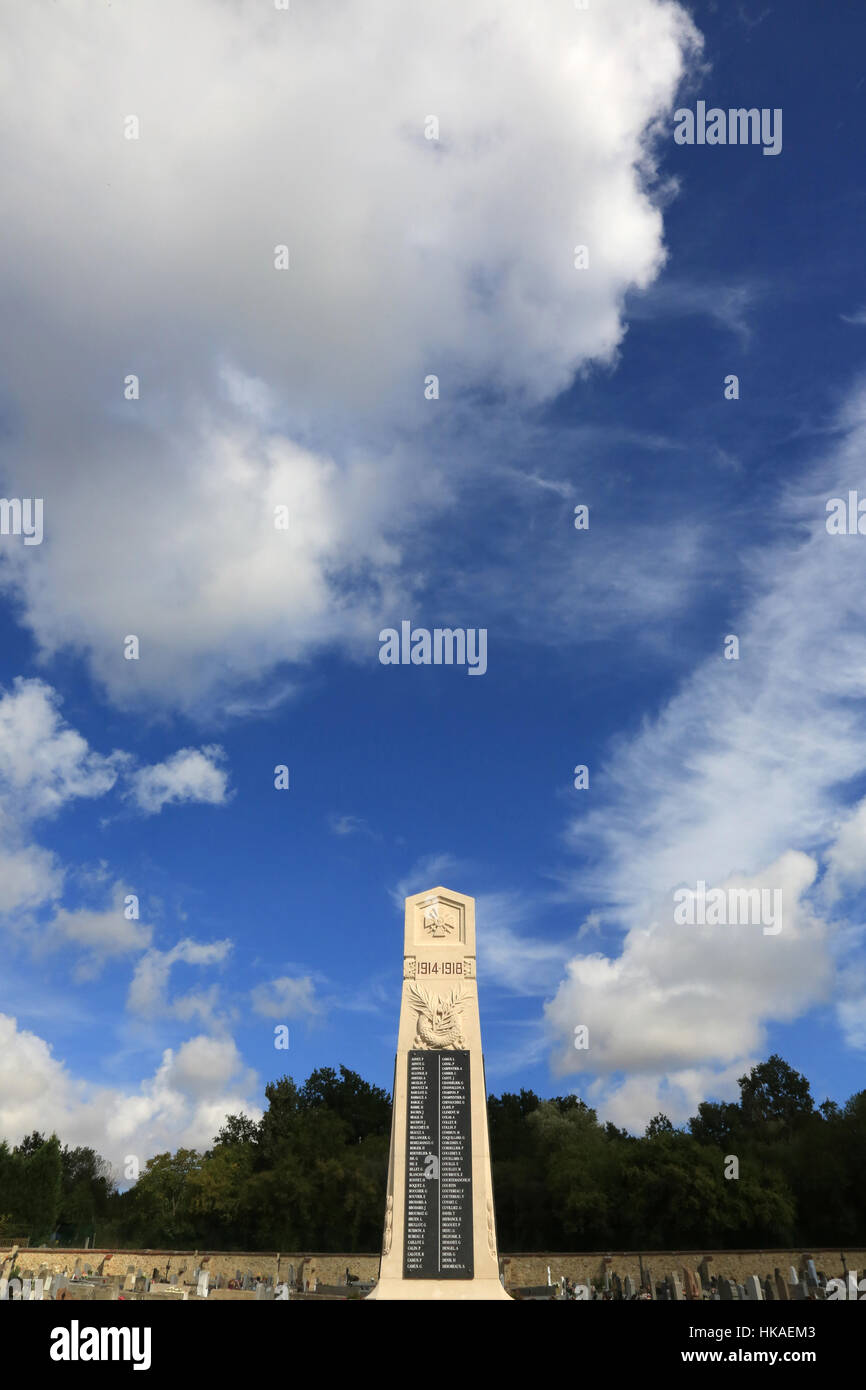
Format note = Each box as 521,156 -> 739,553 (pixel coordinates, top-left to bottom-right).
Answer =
406,983 -> 468,1049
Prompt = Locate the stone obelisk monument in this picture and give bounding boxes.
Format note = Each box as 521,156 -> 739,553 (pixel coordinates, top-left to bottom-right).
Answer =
367,886 -> 510,1300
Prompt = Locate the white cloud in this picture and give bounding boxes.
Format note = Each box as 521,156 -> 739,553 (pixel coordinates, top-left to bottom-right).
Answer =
0,679 -> 126,916
0,680 -> 231,930
475,892 -> 575,996
47,884 -> 154,979
328,813 -> 372,838
0,677 -> 124,820
585,1061 -> 752,1133
128,745 -> 230,815
0,843 -> 64,916
250,975 -> 320,1020
0,1013 -> 261,1166
163,1034 -> 257,1102
0,0 -> 700,712
127,938 -> 233,1022
547,852 -> 831,1079
544,384 -> 866,1122
823,796 -> 866,902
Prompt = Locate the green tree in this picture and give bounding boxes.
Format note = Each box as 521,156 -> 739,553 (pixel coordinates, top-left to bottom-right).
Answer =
14,1132 -> 62,1244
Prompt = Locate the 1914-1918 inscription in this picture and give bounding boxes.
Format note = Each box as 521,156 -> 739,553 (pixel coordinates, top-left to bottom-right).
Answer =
404,1050 -> 473,1278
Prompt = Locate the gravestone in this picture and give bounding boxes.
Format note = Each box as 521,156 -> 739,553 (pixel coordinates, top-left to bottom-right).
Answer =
789,1265 -> 799,1285
719,1279 -> 735,1301
367,886 -> 510,1300
197,1270 -> 209,1297
624,1275 -> 635,1299
124,1266 -> 136,1293
774,1269 -> 789,1301
805,1259 -> 818,1287
683,1267 -> 701,1300
764,1277 -> 775,1301
668,1273 -> 684,1301
736,1283 -> 747,1300
745,1275 -> 763,1301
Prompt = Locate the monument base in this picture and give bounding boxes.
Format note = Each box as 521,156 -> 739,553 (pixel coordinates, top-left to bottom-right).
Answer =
366,1278 -> 512,1301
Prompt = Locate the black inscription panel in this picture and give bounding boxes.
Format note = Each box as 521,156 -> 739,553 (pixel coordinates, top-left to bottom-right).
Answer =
404,1050 -> 473,1278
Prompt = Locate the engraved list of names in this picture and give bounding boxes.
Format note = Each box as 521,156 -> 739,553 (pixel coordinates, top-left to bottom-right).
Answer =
404,1050 -> 474,1278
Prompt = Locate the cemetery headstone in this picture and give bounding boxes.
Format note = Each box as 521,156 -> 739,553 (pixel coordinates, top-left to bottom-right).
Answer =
745,1275 -> 763,1301
624,1275 -> 635,1299
366,886 -> 510,1300
774,1269 -> 789,1301
197,1270 -> 209,1297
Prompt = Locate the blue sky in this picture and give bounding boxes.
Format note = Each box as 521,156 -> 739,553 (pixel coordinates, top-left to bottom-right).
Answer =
0,0 -> 864,1172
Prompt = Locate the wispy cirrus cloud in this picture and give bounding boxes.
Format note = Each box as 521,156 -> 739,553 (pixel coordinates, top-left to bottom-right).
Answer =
543,381 -> 866,1127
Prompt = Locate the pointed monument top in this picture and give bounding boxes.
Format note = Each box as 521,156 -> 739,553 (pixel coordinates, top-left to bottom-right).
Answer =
404,886 -> 475,952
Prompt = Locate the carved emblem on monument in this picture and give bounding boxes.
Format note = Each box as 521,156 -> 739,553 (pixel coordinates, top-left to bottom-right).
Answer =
406,983 -> 468,1049
421,902 -> 458,937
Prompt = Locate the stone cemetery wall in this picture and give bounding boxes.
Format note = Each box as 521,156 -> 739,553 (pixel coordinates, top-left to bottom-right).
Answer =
500,1249 -> 866,1288
3,1246 -> 864,1291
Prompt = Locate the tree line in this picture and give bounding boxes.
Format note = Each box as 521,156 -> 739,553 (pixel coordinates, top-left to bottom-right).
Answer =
1,1055 -> 863,1251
